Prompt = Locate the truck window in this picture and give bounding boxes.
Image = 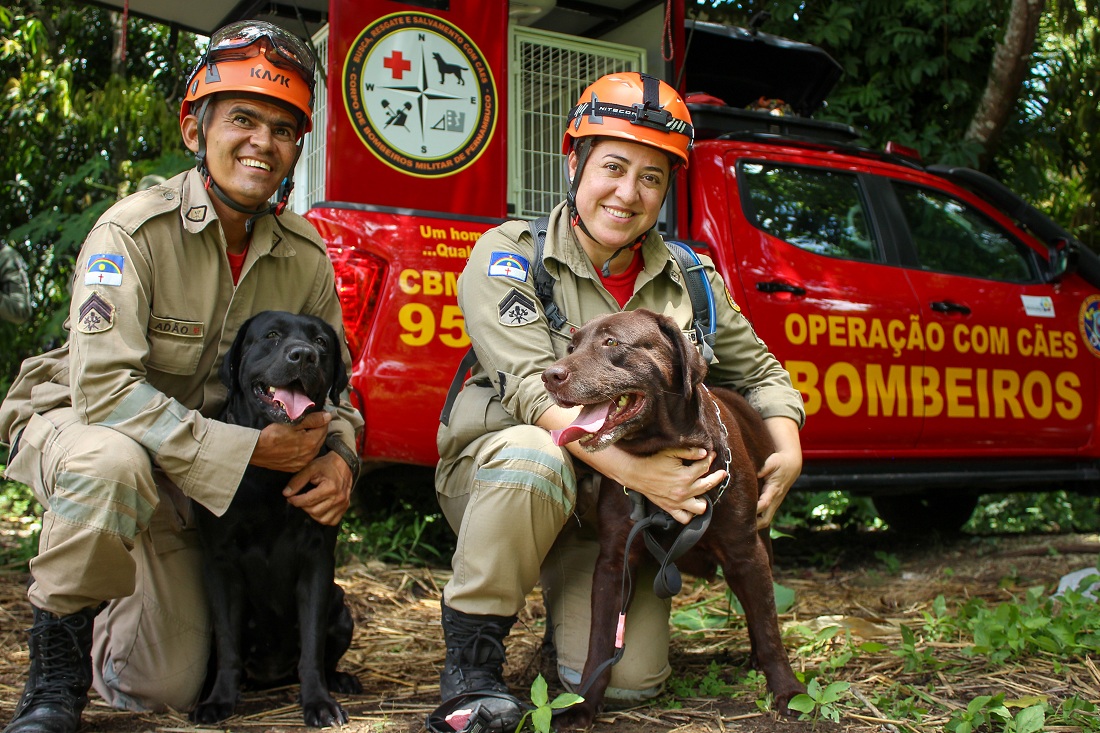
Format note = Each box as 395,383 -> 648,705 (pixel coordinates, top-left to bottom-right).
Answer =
893,183 -> 1037,283
740,162 -> 878,263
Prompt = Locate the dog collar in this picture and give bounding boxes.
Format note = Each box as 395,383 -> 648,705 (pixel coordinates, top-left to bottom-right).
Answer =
701,385 -> 732,502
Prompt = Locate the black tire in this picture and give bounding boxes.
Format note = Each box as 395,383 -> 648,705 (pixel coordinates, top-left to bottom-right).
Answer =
872,493 -> 978,534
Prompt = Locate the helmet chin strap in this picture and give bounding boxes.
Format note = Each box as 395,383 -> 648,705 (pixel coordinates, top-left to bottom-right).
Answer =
193,97 -> 303,234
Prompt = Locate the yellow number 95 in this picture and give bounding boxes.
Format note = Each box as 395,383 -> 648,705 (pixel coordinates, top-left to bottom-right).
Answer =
399,303 -> 470,348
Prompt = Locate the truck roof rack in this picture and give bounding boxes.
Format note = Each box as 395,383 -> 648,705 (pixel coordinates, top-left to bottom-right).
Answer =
687,103 -> 859,143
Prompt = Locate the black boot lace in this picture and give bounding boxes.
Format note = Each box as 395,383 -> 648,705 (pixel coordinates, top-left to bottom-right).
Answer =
22,612 -> 92,707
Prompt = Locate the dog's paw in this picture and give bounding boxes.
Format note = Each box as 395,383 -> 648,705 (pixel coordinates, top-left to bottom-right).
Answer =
774,684 -> 807,717
303,698 -> 349,728
190,699 -> 237,725
328,670 -> 363,694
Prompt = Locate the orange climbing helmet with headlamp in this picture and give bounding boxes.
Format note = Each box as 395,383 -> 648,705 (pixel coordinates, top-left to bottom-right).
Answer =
563,71 -> 694,168
181,20 -> 316,137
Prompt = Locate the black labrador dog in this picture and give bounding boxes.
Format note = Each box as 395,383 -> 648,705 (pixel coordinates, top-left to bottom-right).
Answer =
542,309 -> 804,726
191,311 -> 362,727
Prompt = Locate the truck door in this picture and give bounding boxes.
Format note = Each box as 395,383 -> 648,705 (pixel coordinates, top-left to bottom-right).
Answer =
721,153 -> 925,453
888,180 -> 1096,452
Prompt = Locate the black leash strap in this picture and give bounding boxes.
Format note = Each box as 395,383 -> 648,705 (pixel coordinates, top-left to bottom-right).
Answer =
565,491 -> 713,702
642,495 -> 713,599
439,347 -> 479,426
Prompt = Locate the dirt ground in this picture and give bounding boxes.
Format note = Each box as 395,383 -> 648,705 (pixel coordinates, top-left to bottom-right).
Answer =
1,526 -> 1098,733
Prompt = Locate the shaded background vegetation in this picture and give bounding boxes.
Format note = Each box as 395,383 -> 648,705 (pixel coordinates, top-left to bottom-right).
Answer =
1,0 -> 1098,545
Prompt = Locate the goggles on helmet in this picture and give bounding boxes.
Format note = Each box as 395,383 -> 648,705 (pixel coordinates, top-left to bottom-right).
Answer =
203,21 -> 316,95
567,97 -> 692,139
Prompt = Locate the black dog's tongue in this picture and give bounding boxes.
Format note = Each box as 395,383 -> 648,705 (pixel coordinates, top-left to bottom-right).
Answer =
551,401 -> 612,446
273,386 -> 315,421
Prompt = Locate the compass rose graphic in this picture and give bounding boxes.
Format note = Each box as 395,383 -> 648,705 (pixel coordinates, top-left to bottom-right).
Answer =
343,13 -> 497,177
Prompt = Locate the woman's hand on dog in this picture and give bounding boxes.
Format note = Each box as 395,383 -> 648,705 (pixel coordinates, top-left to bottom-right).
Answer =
576,444 -> 725,526
283,452 -> 353,526
755,416 -> 803,530
251,411 -> 331,472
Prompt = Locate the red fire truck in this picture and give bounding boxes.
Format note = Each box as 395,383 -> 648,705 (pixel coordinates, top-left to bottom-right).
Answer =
96,0 -> 1100,530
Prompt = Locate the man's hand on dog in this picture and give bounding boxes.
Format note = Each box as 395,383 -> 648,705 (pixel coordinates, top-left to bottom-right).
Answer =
248,411 -> 352,525
252,411 -> 331,472
283,452 -> 352,526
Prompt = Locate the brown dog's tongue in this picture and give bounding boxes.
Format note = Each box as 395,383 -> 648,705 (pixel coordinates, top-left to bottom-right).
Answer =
550,401 -> 613,446
273,387 -> 315,421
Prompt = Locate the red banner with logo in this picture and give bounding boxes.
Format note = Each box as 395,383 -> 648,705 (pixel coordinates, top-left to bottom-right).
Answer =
328,2 -> 508,218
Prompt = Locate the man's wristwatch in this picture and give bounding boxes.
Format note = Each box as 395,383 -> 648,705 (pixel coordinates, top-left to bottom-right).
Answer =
325,435 -> 361,483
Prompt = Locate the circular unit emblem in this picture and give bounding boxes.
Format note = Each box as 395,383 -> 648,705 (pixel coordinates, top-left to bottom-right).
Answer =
1079,294 -> 1100,358
343,12 -> 497,178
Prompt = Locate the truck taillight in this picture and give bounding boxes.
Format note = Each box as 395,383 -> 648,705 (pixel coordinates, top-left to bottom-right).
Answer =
329,246 -> 385,361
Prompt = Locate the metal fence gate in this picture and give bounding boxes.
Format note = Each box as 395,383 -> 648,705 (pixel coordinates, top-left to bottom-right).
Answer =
509,26 -> 644,219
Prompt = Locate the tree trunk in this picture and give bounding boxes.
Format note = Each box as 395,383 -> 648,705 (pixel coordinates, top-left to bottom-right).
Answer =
108,10 -> 127,187
964,0 -> 1044,170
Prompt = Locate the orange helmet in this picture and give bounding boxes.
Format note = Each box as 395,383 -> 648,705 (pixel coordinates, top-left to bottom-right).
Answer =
563,72 -> 693,167
181,20 -> 316,137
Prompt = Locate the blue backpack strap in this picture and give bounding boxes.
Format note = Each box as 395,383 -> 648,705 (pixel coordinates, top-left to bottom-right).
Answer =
664,239 -> 717,364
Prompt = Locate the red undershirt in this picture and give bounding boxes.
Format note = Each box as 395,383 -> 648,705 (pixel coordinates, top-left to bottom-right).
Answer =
227,246 -> 248,285
599,251 -> 644,308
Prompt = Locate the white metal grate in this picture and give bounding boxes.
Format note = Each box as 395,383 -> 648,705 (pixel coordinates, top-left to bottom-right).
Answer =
291,24 -> 329,213
509,26 -> 644,219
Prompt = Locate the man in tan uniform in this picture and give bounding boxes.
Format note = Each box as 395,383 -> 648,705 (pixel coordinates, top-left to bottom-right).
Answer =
431,72 -> 805,731
0,21 -> 362,733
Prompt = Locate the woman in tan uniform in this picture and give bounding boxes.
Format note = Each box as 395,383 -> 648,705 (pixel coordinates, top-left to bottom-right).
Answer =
431,72 -> 805,732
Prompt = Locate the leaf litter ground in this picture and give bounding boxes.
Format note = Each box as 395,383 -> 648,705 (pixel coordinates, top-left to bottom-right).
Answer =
1,526 -> 1098,733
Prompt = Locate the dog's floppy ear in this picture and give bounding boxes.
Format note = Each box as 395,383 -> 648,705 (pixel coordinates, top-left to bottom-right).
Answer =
220,315 -> 257,390
327,322 -> 350,406
655,311 -> 707,400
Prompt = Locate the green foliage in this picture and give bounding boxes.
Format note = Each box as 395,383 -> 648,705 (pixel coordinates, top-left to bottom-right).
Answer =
513,674 -> 582,733
0,471 -> 38,571
670,579 -> 795,632
958,584 -> 1100,663
895,622 -> 943,672
338,503 -> 445,566
667,660 -> 736,698
787,677 -> 850,728
966,491 -> 1100,534
944,693 -> 1015,733
694,1 -> 1099,250
874,549 -> 901,575
0,2 -> 200,400
773,490 -> 881,531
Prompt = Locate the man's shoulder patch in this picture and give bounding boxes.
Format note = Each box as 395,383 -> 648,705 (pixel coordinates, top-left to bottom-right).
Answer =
498,288 -> 539,327
76,291 -> 116,334
85,254 -> 125,287
488,251 -> 529,282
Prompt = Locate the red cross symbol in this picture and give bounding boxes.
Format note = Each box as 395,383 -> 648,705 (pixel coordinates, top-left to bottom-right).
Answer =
384,51 -> 412,79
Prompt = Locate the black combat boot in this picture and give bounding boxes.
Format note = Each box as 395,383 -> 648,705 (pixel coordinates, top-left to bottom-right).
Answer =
4,605 -> 101,733
427,601 -> 528,733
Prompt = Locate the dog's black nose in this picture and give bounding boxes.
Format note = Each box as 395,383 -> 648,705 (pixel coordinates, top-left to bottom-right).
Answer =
286,344 -> 319,365
542,365 -> 570,387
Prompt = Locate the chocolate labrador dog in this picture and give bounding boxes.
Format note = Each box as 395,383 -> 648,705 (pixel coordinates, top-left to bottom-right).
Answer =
191,311 -> 362,727
542,309 -> 804,725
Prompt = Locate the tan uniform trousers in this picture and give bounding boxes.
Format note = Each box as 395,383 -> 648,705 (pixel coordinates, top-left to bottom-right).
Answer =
436,424 -> 671,699
7,407 -> 210,712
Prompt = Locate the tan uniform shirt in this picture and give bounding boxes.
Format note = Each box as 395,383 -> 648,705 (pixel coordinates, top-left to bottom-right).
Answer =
0,169 -> 362,515
441,201 -> 803,459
